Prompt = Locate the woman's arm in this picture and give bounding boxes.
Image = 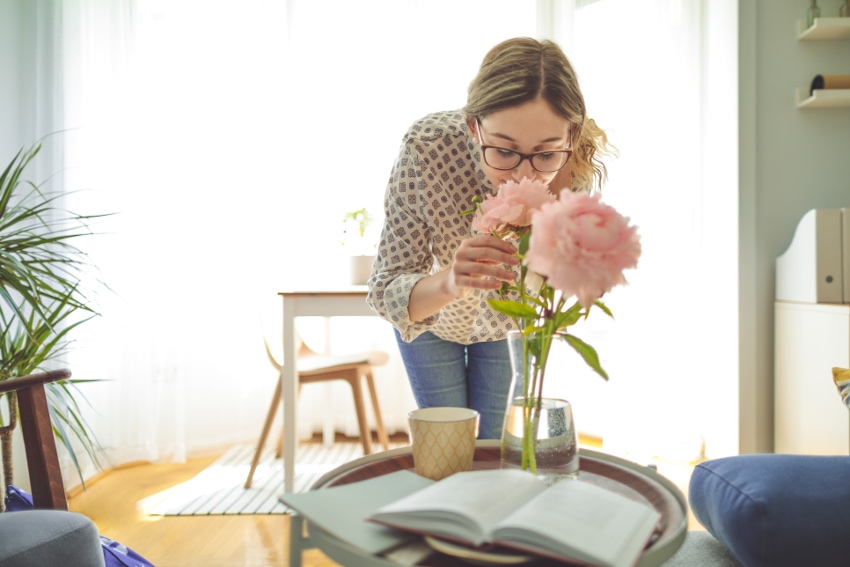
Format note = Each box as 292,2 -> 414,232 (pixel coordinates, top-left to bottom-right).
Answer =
366,142 -> 437,336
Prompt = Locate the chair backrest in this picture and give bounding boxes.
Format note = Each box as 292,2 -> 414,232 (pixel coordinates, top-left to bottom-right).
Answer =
257,298 -> 326,370
256,299 -> 388,372
0,369 -> 71,510
262,331 -> 314,371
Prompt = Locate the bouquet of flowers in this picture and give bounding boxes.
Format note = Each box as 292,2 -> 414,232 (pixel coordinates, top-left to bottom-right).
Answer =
464,177 -> 641,471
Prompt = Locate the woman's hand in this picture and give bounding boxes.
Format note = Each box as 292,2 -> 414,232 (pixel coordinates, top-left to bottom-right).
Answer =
445,234 -> 519,298
407,235 -> 518,323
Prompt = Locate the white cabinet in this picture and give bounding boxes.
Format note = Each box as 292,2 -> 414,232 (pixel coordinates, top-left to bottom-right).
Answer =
774,301 -> 850,455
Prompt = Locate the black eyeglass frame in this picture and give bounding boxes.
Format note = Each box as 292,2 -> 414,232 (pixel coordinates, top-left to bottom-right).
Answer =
475,118 -> 574,173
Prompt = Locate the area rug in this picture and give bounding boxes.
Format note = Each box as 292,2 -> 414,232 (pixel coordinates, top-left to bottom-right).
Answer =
138,441 -> 406,516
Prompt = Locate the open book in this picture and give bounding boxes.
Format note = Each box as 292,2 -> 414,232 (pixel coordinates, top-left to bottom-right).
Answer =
369,469 -> 661,567
280,470 -> 431,556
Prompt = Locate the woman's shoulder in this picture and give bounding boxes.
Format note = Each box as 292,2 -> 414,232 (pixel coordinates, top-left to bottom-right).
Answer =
403,110 -> 468,145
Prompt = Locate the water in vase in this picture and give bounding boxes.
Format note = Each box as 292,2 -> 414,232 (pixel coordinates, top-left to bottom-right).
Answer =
501,397 -> 579,484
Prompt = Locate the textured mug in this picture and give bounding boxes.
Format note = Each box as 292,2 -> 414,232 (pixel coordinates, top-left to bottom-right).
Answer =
408,407 -> 479,481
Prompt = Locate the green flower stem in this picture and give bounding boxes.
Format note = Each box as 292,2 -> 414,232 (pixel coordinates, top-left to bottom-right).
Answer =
519,335 -> 534,472
518,315 -> 557,474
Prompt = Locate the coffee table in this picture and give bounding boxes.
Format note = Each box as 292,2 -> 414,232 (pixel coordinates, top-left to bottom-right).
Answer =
288,440 -> 687,567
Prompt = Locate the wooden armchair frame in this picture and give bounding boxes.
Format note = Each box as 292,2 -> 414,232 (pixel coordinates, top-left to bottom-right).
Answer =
0,369 -> 70,510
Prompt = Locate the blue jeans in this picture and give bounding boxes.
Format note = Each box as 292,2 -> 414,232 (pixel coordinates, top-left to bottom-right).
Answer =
394,330 -> 511,439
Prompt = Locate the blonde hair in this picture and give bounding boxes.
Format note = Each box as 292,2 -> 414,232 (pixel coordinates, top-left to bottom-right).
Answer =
463,37 -> 615,191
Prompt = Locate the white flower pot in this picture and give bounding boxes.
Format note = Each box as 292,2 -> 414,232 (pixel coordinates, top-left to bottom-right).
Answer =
349,255 -> 375,285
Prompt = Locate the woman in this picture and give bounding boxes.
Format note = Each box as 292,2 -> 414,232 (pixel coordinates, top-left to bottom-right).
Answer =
367,37 -> 612,439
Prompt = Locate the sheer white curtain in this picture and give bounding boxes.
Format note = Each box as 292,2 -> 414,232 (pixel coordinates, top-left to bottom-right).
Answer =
545,0 -> 738,461
56,0 -> 542,480
61,0 -> 295,476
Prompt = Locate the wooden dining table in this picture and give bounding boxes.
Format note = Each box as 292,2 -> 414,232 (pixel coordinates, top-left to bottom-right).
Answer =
278,286 -> 374,494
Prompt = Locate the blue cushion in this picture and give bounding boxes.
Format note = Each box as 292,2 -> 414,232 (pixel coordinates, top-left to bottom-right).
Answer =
689,454 -> 850,567
0,510 -> 105,567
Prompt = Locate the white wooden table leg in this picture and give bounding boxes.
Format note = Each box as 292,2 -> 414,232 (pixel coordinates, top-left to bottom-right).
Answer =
322,316 -> 334,447
282,295 -> 298,494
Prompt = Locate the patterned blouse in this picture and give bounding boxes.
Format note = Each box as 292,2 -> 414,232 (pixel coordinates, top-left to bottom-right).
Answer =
366,110 -> 521,345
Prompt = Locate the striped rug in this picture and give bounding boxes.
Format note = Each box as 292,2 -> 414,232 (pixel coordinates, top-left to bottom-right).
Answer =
139,441 -> 407,516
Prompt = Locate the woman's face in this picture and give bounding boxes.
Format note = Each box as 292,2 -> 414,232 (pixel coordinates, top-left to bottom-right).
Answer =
469,97 -> 573,190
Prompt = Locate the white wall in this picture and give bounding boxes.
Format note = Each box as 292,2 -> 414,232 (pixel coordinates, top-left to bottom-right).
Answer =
1,0 -> 71,490
0,1 -> 24,157
0,0 -> 28,491
739,0 -> 850,453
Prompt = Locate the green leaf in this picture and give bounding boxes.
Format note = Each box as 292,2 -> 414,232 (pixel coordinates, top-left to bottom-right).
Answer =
518,230 -> 531,256
488,298 -> 538,320
0,138 -> 111,482
553,308 -> 582,329
594,299 -> 614,318
562,333 -> 609,381
550,300 -> 582,330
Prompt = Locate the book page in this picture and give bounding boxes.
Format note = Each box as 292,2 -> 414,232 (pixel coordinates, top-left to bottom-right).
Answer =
491,479 -> 661,567
370,469 -> 548,546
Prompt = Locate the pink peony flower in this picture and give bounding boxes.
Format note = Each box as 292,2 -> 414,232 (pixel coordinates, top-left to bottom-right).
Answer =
471,177 -> 556,235
525,192 -> 641,308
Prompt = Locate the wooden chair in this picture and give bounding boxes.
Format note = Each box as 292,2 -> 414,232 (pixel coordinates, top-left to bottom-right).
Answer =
0,368 -> 106,567
0,369 -> 71,510
244,335 -> 390,488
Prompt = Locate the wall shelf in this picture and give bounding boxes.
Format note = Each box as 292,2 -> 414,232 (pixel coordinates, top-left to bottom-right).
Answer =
797,88 -> 850,108
798,17 -> 850,40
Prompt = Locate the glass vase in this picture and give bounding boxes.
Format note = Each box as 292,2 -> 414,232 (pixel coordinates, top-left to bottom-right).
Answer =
500,330 -> 579,483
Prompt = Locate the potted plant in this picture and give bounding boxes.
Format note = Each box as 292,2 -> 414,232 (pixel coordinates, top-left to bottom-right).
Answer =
341,208 -> 378,285
0,140 -> 107,495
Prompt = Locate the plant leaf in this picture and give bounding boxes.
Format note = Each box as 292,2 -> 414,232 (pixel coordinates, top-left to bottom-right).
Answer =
0,139 -> 110,482
562,333 -> 609,381
594,299 -> 614,318
488,298 -> 538,320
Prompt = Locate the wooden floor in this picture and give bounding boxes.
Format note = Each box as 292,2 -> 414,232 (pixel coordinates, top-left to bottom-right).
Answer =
67,436 -> 701,567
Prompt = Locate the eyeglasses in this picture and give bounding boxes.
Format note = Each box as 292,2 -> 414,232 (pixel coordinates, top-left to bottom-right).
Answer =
476,119 -> 573,173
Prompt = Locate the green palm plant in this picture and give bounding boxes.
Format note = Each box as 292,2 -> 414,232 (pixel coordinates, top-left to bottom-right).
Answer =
0,141 -> 107,490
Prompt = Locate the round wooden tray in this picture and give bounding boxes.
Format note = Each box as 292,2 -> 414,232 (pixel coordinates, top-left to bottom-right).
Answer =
307,441 -> 687,567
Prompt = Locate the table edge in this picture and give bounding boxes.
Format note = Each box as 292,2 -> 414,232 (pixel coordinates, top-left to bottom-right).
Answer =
279,288 -> 368,296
